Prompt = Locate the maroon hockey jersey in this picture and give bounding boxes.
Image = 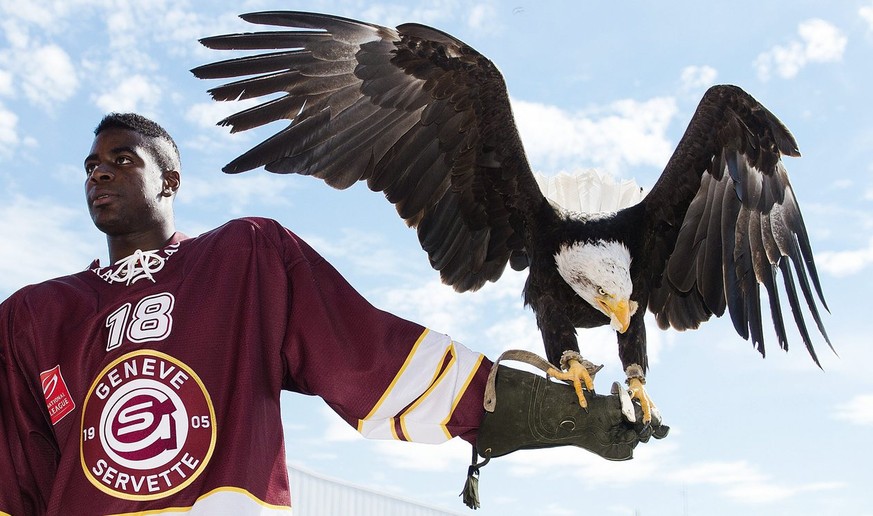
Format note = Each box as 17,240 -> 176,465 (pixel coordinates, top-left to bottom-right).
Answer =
0,217 -> 491,515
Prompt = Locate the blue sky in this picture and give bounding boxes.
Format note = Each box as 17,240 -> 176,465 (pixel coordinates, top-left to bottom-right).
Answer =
2,1 -> 872,515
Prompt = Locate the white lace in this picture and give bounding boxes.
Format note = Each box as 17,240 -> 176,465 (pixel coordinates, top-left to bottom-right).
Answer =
105,249 -> 166,285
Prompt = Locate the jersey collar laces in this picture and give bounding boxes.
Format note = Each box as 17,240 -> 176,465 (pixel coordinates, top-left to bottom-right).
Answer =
104,249 -> 166,285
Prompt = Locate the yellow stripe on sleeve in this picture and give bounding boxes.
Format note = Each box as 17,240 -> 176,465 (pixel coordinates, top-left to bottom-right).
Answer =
357,328 -> 430,433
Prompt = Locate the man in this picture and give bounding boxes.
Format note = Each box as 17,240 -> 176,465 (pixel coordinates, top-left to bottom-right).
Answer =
0,113 -> 662,515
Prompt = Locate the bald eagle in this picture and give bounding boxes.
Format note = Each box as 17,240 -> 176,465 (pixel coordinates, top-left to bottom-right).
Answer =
191,11 -> 831,423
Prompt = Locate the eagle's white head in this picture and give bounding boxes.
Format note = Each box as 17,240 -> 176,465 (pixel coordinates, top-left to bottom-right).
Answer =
554,240 -> 638,333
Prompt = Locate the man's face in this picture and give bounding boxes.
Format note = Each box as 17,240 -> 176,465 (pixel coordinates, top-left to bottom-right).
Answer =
84,128 -> 172,236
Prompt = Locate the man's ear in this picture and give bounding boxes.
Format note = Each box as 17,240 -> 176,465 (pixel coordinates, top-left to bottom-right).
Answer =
162,170 -> 181,196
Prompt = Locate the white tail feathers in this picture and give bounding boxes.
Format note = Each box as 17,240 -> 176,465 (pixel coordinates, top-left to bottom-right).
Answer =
533,169 -> 645,214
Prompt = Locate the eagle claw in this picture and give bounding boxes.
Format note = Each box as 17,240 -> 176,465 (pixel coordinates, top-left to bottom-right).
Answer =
626,371 -> 657,425
546,355 -> 603,409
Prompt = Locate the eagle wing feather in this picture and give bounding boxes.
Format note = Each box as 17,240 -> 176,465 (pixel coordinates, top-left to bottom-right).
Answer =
643,86 -> 830,362
192,11 -> 543,292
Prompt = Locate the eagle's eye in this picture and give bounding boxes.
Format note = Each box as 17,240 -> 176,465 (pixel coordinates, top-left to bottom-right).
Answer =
597,287 -> 607,296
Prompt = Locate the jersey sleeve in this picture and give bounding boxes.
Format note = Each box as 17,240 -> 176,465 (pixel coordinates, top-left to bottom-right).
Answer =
0,295 -> 58,515
270,222 -> 492,444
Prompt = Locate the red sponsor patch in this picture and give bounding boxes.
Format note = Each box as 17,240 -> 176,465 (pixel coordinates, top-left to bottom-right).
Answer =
40,365 -> 75,425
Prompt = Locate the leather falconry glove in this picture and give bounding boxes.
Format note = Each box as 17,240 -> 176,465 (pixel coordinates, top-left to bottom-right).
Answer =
461,351 -> 669,509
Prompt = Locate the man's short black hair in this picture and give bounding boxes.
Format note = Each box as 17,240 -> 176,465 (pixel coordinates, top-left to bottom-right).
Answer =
94,113 -> 181,172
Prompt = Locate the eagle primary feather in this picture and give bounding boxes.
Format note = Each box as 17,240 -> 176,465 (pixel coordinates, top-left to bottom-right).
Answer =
192,12 -> 832,404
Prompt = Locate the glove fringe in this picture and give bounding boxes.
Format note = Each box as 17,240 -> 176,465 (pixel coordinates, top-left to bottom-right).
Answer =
460,445 -> 491,509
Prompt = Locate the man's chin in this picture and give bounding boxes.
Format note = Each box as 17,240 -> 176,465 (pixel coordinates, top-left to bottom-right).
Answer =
91,215 -> 123,236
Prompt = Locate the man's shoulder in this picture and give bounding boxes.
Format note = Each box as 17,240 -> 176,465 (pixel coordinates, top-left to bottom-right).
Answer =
187,217 -> 299,259
206,217 -> 286,237
1,271 -> 93,311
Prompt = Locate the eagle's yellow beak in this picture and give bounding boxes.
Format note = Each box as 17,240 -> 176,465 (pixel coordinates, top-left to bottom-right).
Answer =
603,298 -> 631,333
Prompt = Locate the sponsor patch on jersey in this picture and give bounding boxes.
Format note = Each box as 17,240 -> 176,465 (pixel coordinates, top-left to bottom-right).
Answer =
80,350 -> 216,501
40,365 -> 75,425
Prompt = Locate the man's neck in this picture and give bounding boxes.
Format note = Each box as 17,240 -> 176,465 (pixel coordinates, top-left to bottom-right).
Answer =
106,226 -> 176,264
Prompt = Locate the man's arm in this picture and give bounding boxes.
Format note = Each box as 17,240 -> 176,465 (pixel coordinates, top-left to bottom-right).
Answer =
273,223 -> 488,443
0,298 -> 57,515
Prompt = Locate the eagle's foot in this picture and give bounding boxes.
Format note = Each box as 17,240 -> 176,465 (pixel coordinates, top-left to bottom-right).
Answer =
625,364 -> 656,425
546,351 -> 603,410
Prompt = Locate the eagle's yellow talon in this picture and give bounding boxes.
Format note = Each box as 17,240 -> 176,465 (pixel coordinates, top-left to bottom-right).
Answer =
547,358 -> 596,409
627,376 -> 653,424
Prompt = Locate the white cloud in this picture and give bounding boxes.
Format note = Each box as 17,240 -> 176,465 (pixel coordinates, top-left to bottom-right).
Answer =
92,74 -> 163,116
374,276 -> 492,338
0,103 -> 19,156
669,460 -> 842,504
467,3 -> 498,33
321,406 -> 366,443
484,307 -> 541,355
832,393 -> 873,426
680,65 -> 717,91
0,6 -> 83,108
185,100 -> 260,130
0,17 -> 30,48
497,438 -> 842,506
1,1 -> 214,115
862,2 -> 873,31
177,172 -> 294,214
799,19 -> 846,61
0,1 -> 51,27
0,195 -> 100,295
669,460 -> 766,486
304,228 -> 425,283
100,1 -> 211,55
727,483 -> 797,504
757,42 -> 806,80
358,3 -> 453,29
0,0 -> 91,33
183,99 -> 262,153
0,30 -> 79,110
503,439 -> 677,486
103,8 -> 142,50
755,19 -> 847,81
725,480 -> 842,504
372,437 -> 471,472
815,237 -> 873,277
512,96 -> 677,175
21,44 -> 79,109
0,69 -> 12,96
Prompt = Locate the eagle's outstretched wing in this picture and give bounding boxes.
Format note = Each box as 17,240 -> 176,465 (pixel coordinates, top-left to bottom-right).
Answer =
638,85 -> 831,363
191,11 -> 547,292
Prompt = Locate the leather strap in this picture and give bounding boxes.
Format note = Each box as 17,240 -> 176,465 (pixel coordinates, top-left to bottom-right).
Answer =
483,349 -> 556,412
